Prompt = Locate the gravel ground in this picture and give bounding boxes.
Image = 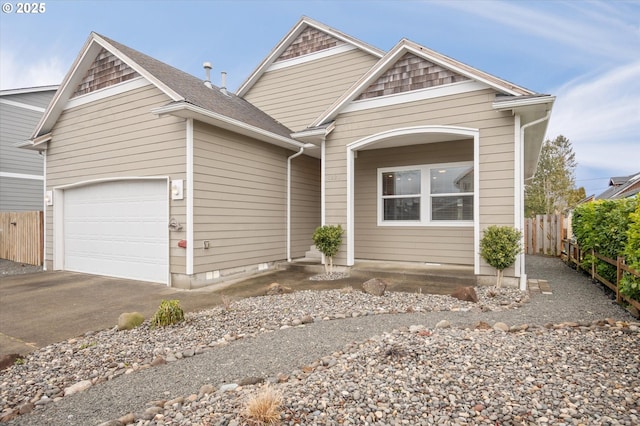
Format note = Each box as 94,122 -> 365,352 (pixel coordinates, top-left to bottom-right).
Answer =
1,256 -> 638,425
0,260 -> 41,277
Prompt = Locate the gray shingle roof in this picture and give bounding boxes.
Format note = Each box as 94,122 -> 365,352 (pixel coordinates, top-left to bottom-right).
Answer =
99,34 -> 293,139
595,171 -> 640,200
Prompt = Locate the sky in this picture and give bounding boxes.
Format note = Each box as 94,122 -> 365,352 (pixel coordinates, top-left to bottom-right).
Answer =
1,0 -> 638,196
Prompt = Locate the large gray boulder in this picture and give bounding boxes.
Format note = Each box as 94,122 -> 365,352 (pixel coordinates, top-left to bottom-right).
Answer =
362,278 -> 388,296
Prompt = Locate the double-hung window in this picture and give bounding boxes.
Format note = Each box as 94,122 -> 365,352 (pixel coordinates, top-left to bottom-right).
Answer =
378,162 -> 473,226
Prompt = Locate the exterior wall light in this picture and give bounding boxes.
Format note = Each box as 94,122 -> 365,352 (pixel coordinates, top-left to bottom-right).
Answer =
171,179 -> 184,200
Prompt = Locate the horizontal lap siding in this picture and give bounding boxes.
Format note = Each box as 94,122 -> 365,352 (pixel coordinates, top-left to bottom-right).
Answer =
290,155 -> 321,258
45,85 -> 186,273
325,88 -> 515,268
0,177 -> 43,211
244,50 -> 379,132
355,141 -> 474,264
193,123 -> 298,272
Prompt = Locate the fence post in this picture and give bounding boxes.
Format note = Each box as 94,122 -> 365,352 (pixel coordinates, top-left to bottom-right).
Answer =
616,256 -> 623,303
591,249 -> 595,279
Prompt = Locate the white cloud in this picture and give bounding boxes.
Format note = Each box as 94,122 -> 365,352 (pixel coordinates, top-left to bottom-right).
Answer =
0,48 -> 67,90
433,0 -> 638,62
547,60 -> 640,172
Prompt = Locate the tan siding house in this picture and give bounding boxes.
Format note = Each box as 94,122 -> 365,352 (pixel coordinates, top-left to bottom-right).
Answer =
23,16 -> 553,289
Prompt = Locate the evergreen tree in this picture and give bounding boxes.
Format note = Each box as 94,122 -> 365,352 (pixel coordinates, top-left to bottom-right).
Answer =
525,135 -> 584,217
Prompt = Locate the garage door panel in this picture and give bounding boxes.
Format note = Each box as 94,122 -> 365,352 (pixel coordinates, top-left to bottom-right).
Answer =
64,180 -> 169,284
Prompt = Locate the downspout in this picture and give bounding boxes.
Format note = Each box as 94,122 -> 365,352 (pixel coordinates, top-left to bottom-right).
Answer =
287,146 -> 306,262
518,111 -> 551,290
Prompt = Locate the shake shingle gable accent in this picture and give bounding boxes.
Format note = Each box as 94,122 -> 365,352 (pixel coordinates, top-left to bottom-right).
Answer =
276,26 -> 344,62
72,48 -> 140,97
355,52 -> 469,100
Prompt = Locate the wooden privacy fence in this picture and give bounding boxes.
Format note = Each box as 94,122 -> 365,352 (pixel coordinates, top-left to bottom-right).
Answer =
0,211 -> 43,266
524,214 -> 566,256
562,239 -> 640,314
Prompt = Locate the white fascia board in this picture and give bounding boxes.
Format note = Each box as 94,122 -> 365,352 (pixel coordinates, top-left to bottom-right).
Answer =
0,99 -> 46,112
0,85 -> 58,96
0,172 -> 44,180
152,103 -> 305,151
401,44 -> 524,97
92,34 -> 183,102
290,122 -> 336,145
30,35 -> 99,139
492,95 -> 556,111
64,77 -> 151,110
342,80 -> 488,114
19,132 -> 52,150
267,44 -> 357,72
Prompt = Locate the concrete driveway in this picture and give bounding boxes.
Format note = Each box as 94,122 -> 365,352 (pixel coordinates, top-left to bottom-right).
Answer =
0,264 -> 465,358
0,269 -> 304,357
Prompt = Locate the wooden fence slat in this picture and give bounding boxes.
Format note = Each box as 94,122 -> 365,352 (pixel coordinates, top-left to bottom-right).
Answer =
524,213 -> 564,256
0,211 -> 43,265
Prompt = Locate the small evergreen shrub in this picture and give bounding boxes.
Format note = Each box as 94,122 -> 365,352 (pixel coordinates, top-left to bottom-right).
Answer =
312,224 -> 343,273
479,225 -> 522,288
151,299 -> 184,327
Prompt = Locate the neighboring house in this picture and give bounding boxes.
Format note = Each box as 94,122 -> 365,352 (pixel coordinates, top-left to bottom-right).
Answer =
594,172 -> 640,200
21,17 -> 554,289
0,86 -> 57,211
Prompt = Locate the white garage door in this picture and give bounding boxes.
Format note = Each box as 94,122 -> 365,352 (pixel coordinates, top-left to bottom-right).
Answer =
64,180 -> 169,284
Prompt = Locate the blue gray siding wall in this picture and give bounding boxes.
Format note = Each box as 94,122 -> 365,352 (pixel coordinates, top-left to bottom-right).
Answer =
0,86 -> 56,211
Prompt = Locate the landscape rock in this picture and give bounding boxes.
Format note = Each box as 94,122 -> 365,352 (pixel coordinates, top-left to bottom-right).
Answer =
493,322 -> 510,332
362,278 -> 388,296
64,379 -> 92,396
266,282 -> 293,295
117,312 -> 145,331
474,321 -> 492,330
435,320 -> 451,329
0,353 -> 22,371
450,286 -> 479,303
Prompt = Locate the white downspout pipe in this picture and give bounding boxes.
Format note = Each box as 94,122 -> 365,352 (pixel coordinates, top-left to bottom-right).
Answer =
518,111 -> 551,290
287,146 -> 305,262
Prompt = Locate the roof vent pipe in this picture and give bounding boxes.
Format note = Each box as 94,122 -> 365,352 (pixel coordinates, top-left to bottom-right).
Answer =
220,71 -> 228,96
203,62 -> 213,88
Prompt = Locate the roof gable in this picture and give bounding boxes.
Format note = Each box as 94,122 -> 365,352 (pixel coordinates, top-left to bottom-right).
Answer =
312,39 -> 536,127
355,52 -> 469,100
236,16 -> 384,97
276,26 -> 345,62
28,32 -> 294,146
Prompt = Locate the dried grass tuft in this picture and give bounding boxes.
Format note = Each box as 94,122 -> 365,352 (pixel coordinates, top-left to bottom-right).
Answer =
243,385 -> 283,425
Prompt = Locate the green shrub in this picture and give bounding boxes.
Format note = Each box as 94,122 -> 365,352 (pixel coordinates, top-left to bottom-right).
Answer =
312,225 -> 343,273
151,299 -> 184,327
621,196 -> 640,300
572,195 -> 639,302
573,197 -> 638,287
479,225 -> 522,288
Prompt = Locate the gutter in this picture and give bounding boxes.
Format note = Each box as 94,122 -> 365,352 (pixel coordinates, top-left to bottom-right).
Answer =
151,102 -> 305,150
517,111 -> 552,290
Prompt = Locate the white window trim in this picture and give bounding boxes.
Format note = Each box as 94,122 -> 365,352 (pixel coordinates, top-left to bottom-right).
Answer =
377,161 -> 474,227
